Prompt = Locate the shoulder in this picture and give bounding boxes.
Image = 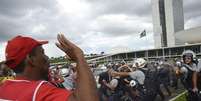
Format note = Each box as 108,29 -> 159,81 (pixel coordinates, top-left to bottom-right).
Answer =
135,70 -> 144,74
191,63 -> 198,72
36,81 -> 72,101
129,71 -> 143,76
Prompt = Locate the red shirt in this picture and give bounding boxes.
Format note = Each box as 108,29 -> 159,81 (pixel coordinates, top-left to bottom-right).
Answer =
0,77 -> 72,101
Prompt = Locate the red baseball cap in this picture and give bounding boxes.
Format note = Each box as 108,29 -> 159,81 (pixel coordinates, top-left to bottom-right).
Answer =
5,35 -> 48,69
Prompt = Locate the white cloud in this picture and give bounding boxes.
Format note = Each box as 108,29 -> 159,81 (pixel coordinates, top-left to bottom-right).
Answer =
43,40 -> 65,58
0,42 -> 6,61
32,24 -> 46,33
185,16 -> 201,29
90,14 -> 153,36
57,0 -> 91,16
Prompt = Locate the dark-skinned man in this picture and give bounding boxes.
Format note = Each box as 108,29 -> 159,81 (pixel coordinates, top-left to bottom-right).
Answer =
0,34 -> 99,101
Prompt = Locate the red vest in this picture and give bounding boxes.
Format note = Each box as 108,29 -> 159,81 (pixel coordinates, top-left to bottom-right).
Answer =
0,80 -> 46,101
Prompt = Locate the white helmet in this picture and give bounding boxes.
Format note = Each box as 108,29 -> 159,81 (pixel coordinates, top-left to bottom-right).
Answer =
182,50 -> 196,59
135,58 -> 147,68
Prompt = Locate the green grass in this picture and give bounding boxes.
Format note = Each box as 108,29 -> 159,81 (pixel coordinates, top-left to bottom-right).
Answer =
171,91 -> 187,101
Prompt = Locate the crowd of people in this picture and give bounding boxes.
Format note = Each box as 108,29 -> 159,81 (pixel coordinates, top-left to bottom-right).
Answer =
0,34 -> 201,101
96,50 -> 201,101
96,58 -> 173,101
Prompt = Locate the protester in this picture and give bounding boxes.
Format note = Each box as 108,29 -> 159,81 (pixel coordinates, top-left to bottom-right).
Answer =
0,34 -> 99,101
0,61 -> 14,85
98,67 -> 113,101
110,59 -> 146,100
112,58 -> 146,86
62,64 -> 77,91
48,65 -> 65,88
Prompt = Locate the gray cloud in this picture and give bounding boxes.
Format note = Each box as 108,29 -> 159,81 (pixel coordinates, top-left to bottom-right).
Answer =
86,0 -> 151,17
89,14 -> 153,37
183,0 -> 201,28
0,0 -> 59,42
82,0 -> 153,37
0,0 -> 200,40
0,0 -> 57,17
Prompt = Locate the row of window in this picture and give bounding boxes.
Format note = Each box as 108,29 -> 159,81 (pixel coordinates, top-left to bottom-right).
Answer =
108,45 -> 201,59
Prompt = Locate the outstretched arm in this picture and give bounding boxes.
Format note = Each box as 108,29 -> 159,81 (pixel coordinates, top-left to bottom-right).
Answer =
111,71 -> 130,77
56,34 -> 99,101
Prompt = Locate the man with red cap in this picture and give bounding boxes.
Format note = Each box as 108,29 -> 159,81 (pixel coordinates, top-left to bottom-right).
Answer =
0,34 -> 99,101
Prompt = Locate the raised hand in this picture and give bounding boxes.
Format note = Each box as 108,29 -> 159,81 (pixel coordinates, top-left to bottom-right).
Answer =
55,33 -> 84,61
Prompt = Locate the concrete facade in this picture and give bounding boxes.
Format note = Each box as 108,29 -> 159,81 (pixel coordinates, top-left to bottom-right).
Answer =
165,0 -> 184,46
152,0 -> 162,48
152,0 -> 184,48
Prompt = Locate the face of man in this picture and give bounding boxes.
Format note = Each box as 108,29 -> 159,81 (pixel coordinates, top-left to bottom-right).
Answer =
184,56 -> 192,64
31,46 -> 50,79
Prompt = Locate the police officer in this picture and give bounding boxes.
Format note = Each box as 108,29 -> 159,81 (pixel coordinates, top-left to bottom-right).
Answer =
179,50 -> 199,101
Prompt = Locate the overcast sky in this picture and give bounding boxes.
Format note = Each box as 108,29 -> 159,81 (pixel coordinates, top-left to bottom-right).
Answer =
0,0 -> 201,61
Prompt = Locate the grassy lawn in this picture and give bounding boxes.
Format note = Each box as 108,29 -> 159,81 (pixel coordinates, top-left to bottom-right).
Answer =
171,91 -> 187,101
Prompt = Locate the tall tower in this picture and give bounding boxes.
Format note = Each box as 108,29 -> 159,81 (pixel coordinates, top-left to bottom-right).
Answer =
152,0 -> 184,48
